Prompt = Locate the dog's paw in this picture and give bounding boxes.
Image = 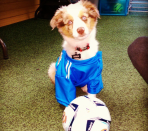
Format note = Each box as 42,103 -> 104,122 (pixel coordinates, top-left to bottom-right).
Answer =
81,85 -> 88,93
48,63 -> 56,84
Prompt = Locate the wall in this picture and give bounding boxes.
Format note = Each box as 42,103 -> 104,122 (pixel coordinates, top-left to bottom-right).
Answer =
0,0 -> 40,27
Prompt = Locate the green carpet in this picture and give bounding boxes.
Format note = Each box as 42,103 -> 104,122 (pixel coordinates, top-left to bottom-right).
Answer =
0,14 -> 148,131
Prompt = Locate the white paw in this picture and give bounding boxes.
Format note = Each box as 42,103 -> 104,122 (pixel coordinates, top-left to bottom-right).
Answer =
81,85 -> 88,93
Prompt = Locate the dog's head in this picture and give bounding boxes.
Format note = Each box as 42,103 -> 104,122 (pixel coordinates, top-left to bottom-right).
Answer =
50,0 -> 100,40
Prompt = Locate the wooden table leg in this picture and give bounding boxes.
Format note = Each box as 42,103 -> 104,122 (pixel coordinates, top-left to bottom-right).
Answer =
0,38 -> 8,59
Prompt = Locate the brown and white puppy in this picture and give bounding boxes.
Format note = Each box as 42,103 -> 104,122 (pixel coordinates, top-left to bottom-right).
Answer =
48,0 -> 100,96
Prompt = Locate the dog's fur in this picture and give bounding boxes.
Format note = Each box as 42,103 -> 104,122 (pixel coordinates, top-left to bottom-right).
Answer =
48,0 -> 100,94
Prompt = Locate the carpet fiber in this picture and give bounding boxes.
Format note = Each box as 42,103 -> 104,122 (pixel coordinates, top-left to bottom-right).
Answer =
0,14 -> 148,131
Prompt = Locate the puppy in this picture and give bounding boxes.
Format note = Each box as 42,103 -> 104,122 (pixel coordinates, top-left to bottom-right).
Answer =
48,0 -> 103,106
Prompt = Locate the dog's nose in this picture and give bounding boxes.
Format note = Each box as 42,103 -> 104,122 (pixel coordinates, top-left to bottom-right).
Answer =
77,27 -> 85,35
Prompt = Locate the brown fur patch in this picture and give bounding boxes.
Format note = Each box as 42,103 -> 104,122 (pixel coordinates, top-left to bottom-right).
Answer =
50,10 -> 64,29
59,14 -> 74,38
50,9 -> 74,38
78,5 -> 97,32
82,1 -> 100,19
87,17 -> 96,31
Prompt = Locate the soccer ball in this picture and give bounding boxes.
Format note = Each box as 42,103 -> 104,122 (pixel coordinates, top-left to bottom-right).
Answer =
62,95 -> 111,131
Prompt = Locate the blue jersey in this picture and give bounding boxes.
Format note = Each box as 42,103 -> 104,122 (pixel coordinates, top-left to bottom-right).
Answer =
55,50 -> 103,106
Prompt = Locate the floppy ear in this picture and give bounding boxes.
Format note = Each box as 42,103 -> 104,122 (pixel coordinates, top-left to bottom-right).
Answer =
82,1 -> 100,19
50,8 -> 64,30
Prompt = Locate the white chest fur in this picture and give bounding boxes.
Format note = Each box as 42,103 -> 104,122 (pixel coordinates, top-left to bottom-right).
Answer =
62,28 -> 99,60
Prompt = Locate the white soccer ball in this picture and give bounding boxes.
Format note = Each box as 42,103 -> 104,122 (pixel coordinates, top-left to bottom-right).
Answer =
62,95 -> 111,131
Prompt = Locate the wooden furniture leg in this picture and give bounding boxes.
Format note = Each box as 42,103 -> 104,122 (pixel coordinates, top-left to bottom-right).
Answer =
0,38 -> 8,59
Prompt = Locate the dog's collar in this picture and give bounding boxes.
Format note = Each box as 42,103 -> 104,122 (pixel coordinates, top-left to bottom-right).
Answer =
72,43 -> 90,59
75,43 -> 90,52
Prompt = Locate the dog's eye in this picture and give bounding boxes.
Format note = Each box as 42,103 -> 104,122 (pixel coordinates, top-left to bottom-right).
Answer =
68,20 -> 73,25
81,16 -> 87,21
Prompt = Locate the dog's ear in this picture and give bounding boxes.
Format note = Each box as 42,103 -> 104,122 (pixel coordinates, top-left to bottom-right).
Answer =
50,8 -> 64,30
82,1 -> 100,19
